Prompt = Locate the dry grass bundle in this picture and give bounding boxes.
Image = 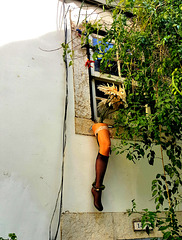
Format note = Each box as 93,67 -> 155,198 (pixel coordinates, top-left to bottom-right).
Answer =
97,83 -> 126,115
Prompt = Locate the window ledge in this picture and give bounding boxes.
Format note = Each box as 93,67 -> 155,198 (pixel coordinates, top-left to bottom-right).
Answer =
75,117 -> 120,137
75,117 -> 95,136
91,70 -> 125,83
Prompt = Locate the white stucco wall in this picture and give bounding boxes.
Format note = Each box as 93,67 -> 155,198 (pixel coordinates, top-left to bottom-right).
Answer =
0,1 -> 65,239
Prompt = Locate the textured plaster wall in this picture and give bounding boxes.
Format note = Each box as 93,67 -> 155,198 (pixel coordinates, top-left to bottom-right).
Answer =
61,212 -> 182,240
0,1 -> 65,239
71,24 -> 91,119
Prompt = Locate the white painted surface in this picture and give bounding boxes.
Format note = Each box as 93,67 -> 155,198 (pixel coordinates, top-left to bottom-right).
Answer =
0,0 -> 60,46
0,0 -> 65,239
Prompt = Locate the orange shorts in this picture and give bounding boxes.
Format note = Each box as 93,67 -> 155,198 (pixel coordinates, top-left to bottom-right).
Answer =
92,123 -> 111,157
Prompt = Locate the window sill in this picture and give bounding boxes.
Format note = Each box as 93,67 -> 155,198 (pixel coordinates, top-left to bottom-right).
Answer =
75,117 -> 119,137
90,70 -> 125,83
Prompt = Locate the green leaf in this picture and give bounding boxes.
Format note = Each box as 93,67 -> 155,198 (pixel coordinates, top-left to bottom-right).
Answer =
156,203 -> 160,210
146,225 -> 150,235
158,180 -> 162,185
159,196 -> 164,205
97,54 -> 103,59
152,190 -> 158,197
163,231 -> 171,239
152,180 -> 157,185
152,184 -> 157,190
161,175 -> 166,181
159,225 -> 169,231
157,220 -> 164,226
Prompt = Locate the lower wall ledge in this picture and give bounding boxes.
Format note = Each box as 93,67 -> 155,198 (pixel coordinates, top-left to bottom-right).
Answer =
60,211 -> 182,240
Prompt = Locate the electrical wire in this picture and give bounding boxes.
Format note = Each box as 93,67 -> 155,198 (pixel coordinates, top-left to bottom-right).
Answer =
48,0 -> 69,239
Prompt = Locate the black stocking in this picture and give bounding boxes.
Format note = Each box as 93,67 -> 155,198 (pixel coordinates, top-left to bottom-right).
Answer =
92,153 -> 109,211
95,153 -> 109,188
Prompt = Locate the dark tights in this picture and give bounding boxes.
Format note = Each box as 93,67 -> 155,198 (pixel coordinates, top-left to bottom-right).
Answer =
92,153 -> 109,211
95,153 -> 109,188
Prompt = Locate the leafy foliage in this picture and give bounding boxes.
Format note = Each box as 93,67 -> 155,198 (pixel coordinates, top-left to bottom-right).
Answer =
80,0 -> 182,239
61,43 -> 73,66
0,233 -> 17,240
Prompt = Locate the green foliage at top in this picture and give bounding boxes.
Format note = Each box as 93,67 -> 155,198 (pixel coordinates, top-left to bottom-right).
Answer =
80,0 -> 182,239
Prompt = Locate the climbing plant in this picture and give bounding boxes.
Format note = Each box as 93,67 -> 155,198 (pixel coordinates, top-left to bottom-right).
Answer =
78,0 -> 182,239
0,233 -> 17,240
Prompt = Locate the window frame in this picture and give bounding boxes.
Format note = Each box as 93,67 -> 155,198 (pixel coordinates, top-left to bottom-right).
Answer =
90,34 -> 126,122
90,34 -> 122,81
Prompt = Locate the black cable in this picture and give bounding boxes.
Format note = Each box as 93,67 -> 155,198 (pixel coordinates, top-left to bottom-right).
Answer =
48,0 -> 69,239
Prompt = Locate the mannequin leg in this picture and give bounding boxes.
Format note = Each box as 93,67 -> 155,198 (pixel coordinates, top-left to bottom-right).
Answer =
91,153 -> 109,211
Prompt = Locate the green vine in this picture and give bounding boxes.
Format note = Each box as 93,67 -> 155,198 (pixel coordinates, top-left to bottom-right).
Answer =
81,0 -> 182,239
0,233 -> 17,240
61,43 -> 73,67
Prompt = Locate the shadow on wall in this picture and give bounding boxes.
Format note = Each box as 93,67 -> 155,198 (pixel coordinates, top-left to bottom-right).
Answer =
0,31 -> 65,240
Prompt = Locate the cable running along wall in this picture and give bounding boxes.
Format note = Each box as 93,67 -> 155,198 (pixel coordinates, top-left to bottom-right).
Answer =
49,1 -> 69,239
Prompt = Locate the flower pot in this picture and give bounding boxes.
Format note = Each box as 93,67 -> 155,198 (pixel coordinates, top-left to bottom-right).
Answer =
92,123 -> 111,157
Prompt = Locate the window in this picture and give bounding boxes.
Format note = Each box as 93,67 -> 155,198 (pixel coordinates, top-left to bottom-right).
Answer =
90,35 -> 125,122
92,37 -> 119,76
90,35 -> 123,80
